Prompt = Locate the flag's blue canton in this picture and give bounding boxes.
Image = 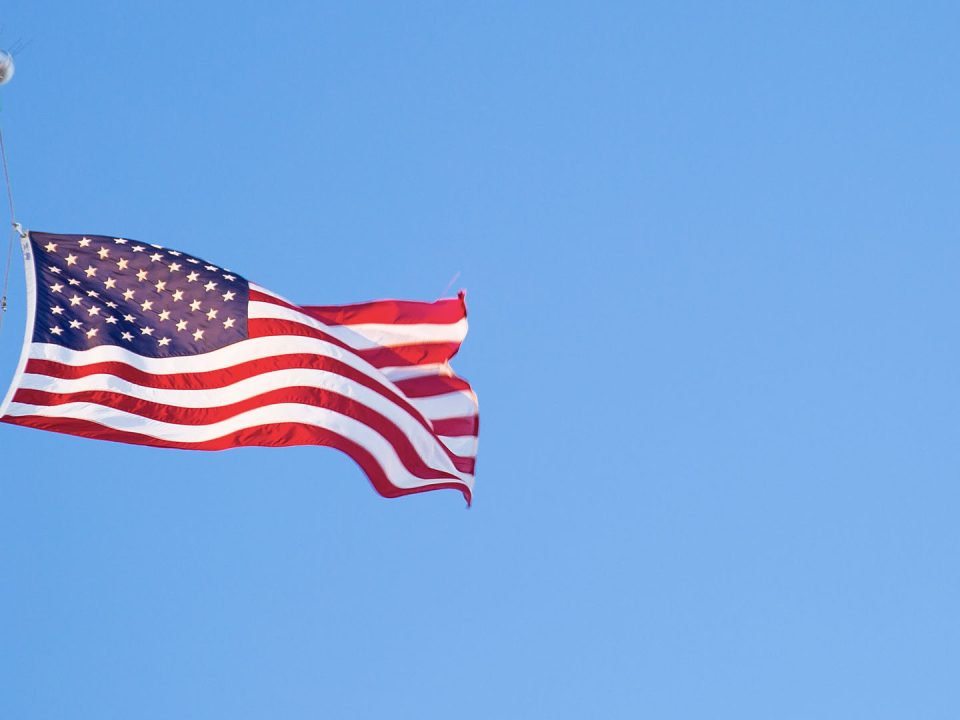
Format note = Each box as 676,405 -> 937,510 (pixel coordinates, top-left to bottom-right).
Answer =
29,232 -> 249,358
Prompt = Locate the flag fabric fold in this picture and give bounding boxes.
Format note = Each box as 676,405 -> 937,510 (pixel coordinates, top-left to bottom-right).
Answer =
0,232 -> 478,503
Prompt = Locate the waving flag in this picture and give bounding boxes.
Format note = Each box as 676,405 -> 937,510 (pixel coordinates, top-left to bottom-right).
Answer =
0,232 -> 478,503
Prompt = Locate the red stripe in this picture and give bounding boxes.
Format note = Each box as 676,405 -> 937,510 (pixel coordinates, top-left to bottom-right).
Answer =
431,415 -> 480,437
251,290 -> 467,326
13,386 -> 476,476
1,415 -> 471,505
27,352 -> 430,430
359,342 -> 463,368
249,318 -> 463,367
249,292 -> 467,366
26,353 -> 475,465
393,374 -> 473,398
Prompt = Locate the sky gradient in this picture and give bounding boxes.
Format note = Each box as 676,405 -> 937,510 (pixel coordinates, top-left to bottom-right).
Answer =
0,2 -> 959,718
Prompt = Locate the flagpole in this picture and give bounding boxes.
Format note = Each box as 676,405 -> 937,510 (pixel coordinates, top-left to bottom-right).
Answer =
0,56 -> 32,417
0,225 -> 33,419
0,47 -> 20,336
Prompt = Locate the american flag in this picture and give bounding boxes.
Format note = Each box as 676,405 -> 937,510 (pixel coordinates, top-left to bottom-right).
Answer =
0,232 -> 478,503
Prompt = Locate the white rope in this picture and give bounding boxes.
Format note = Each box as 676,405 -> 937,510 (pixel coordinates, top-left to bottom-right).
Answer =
0,123 -> 19,338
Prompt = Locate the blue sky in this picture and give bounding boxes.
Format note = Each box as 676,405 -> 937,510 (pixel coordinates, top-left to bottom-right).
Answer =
1,2 -> 959,717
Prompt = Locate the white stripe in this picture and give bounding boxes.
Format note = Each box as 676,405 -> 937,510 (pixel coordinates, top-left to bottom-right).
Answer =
28,341 -> 474,427
249,301 -> 466,349
4,400 -> 474,492
26,337 -> 470,426
380,363 -> 453,381
439,435 -> 478,457
330,319 -> 467,348
24,335 -> 423,416
410,389 -> 479,421
18,368 -> 474,472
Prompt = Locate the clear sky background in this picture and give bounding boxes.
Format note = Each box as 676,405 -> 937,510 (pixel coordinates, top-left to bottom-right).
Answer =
0,2 -> 958,718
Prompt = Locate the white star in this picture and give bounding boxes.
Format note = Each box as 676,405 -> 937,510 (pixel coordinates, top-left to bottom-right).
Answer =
51,306 -> 64,315
206,308 -> 218,320
84,265 -> 97,278
65,253 -> 78,266
223,274 -> 236,281
69,319 -> 82,329
175,319 -> 188,332
140,326 -> 154,336
168,262 -> 182,272
69,295 -> 83,307
87,306 -> 100,317
104,277 -> 117,290
192,328 -> 205,341
132,245 -> 145,253
187,258 -> 199,264
68,278 -> 81,286
151,244 -> 163,249
122,289 -> 135,301
50,326 -> 63,335
149,252 -> 164,262
158,337 -> 171,347
222,317 -> 236,329
186,271 -> 199,283
113,238 -> 128,244
85,327 -> 98,338
121,331 -> 133,341
154,280 -> 167,293
171,289 -> 184,302
221,290 -> 236,301
86,290 -> 100,298
189,299 -> 202,312
78,237 -> 92,248
158,309 -> 171,321
48,265 -> 61,274
97,247 -> 110,259
44,241 -> 58,253
204,281 -> 217,292
49,282 -> 64,293
136,269 -> 149,282
123,314 -> 136,323
140,299 -> 154,312
105,316 -> 118,324
204,265 -> 218,271
106,301 -> 118,309
168,250 -> 181,257
116,258 -> 129,270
